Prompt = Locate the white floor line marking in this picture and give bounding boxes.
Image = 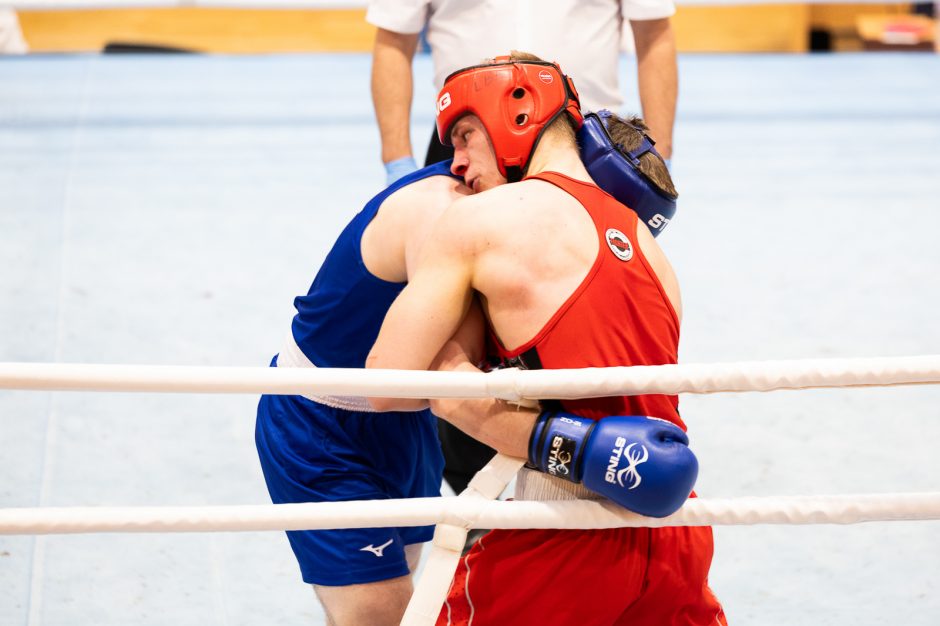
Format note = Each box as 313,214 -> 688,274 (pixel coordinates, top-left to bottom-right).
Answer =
25,53 -> 93,626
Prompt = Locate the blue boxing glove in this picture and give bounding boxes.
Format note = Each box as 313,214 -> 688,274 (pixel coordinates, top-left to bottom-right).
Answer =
384,156 -> 418,185
527,411 -> 697,517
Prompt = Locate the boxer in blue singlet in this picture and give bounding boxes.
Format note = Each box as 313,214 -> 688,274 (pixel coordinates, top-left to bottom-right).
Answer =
255,161 -> 470,625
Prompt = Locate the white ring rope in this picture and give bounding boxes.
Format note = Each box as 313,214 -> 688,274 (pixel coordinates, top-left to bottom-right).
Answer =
1,355 -> 938,398
2,493 -> 939,536
3,358 -> 937,625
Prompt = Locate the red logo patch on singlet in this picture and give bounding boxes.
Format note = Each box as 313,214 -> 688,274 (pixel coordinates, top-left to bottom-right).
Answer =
605,228 -> 634,262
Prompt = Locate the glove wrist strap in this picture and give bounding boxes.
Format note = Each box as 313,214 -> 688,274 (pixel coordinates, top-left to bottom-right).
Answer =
527,411 -> 596,483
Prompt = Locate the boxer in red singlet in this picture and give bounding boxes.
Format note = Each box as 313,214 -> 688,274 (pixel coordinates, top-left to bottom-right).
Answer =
435,171 -> 723,625
368,53 -> 726,625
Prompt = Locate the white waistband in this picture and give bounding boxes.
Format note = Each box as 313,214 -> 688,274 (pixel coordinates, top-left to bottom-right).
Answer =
276,333 -> 377,412
514,467 -> 603,502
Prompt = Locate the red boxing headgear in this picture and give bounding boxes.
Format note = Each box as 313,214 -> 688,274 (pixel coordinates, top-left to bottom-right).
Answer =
435,56 -> 583,181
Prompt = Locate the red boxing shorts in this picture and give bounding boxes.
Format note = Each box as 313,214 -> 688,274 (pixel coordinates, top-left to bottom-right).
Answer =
437,525 -> 726,626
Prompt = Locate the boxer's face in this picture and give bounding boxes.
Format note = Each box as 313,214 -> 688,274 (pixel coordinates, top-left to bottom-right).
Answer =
449,115 -> 507,193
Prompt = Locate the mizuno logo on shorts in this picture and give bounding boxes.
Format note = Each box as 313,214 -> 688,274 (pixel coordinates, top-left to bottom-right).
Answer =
360,538 -> 394,557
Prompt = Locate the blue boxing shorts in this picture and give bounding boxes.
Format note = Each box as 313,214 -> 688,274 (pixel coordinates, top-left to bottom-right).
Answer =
255,389 -> 445,586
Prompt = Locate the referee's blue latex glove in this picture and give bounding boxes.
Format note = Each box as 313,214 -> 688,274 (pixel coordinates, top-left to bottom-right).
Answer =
385,156 -> 418,185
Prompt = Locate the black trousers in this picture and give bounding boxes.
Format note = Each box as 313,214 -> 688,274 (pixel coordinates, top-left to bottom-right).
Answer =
425,127 -> 497,494
423,126 -> 454,167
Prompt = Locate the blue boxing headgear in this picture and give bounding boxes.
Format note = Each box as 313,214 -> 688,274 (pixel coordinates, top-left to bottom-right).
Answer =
579,110 -> 677,237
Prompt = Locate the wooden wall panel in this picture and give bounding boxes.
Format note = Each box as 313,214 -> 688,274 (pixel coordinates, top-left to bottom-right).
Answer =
17,5 -> 937,55
19,8 -> 376,53
672,5 -> 810,52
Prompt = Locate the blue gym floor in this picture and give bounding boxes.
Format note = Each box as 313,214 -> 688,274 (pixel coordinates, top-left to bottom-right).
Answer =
1,51 -> 939,625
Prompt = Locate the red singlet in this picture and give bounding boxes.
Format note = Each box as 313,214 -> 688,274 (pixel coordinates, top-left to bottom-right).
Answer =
437,172 -> 727,626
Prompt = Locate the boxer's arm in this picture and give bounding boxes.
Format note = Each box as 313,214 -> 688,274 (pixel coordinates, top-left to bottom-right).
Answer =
366,205 -> 478,410
428,297 -> 486,374
428,301 -> 535,458
430,364 -> 536,459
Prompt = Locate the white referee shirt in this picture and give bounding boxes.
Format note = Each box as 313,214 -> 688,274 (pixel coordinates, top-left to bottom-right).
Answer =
366,0 -> 676,113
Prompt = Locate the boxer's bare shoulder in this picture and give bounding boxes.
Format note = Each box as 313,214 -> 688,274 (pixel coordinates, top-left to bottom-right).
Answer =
362,175 -> 471,282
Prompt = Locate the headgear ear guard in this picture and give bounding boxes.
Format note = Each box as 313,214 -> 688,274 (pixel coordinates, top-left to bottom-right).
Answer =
579,110 -> 678,237
436,56 -> 583,182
